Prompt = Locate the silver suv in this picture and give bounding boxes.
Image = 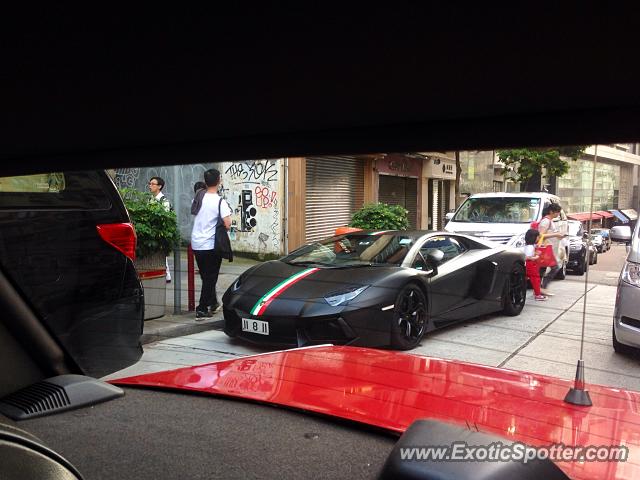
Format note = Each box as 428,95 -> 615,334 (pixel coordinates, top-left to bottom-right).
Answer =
612,222 -> 640,354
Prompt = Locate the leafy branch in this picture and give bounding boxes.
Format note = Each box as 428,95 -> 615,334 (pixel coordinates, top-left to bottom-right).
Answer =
497,146 -> 587,183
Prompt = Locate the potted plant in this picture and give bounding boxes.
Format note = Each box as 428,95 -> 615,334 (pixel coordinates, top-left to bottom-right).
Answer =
119,188 -> 180,319
350,203 -> 409,230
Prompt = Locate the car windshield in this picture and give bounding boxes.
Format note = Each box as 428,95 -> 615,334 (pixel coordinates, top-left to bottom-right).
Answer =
452,197 -> 541,223
568,222 -> 582,236
280,233 -> 414,267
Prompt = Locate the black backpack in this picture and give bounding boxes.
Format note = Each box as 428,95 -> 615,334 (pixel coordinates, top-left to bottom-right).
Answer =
215,198 -> 233,261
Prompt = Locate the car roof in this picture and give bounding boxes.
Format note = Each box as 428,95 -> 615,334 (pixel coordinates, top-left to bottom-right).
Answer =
464,192 -> 559,199
339,230 -> 435,241
2,6 -> 640,176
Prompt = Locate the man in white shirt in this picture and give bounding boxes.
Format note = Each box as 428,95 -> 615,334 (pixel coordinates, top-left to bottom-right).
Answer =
191,168 -> 232,318
148,176 -> 172,282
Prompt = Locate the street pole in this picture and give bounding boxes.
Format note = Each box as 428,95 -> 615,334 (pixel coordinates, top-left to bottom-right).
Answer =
564,145 -> 597,406
173,165 -> 181,315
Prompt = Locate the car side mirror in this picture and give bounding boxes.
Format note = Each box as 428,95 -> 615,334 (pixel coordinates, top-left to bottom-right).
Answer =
414,249 -> 443,276
444,212 -> 454,222
427,249 -> 445,264
610,226 -> 632,244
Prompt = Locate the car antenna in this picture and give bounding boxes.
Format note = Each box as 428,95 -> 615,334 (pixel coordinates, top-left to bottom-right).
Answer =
564,146 -> 597,407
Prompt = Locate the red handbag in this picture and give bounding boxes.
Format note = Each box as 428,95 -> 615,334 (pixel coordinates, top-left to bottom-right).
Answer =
535,235 -> 557,267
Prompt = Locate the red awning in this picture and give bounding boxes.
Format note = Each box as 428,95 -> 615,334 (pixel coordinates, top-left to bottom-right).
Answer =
594,210 -> 614,218
567,212 -> 604,222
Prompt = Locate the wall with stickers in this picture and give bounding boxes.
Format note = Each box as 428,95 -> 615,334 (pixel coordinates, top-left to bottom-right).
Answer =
220,159 -> 285,257
113,159 -> 286,257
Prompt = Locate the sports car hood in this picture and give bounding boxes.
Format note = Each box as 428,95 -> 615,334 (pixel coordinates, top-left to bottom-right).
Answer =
226,260 -> 398,315
112,345 -> 640,480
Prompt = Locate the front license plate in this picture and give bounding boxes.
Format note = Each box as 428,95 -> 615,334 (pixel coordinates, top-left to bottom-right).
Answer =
242,318 -> 270,335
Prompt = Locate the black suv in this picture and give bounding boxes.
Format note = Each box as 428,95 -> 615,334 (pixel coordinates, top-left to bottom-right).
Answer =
0,171 -> 143,379
567,220 -> 591,275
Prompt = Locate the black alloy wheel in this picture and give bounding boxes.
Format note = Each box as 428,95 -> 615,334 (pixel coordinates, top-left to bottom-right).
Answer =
391,284 -> 428,350
503,263 -> 526,316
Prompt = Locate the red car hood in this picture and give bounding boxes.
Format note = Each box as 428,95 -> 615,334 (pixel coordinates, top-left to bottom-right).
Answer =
112,345 -> 640,480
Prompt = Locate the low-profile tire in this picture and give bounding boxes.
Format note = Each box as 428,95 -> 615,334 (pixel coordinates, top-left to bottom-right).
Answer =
390,283 -> 428,350
503,263 -> 526,316
613,324 -> 636,355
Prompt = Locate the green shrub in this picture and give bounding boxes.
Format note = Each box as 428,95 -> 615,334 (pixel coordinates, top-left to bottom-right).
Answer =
119,188 -> 180,258
350,203 -> 409,230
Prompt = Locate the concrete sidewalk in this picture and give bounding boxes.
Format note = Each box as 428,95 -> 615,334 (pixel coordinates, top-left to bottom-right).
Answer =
141,254 -> 260,344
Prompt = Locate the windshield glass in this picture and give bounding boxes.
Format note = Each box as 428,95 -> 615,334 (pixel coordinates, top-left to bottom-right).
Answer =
452,197 -> 541,223
280,233 -> 414,267
568,222 -> 583,236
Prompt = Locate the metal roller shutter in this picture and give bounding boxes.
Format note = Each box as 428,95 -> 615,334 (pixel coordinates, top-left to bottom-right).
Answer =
305,157 -> 364,243
379,176 -> 418,229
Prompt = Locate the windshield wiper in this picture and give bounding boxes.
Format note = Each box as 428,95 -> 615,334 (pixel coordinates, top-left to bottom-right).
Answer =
284,261 -> 333,267
330,263 -> 387,269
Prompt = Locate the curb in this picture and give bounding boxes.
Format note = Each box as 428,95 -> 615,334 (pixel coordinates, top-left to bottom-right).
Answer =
141,311 -> 225,345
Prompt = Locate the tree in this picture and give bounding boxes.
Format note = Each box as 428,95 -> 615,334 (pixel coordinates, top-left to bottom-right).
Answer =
497,146 -> 587,184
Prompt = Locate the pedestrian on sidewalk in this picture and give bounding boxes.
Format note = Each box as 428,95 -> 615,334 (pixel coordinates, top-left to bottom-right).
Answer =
191,169 -> 232,319
538,203 -> 567,296
523,228 -> 546,301
148,176 -> 173,283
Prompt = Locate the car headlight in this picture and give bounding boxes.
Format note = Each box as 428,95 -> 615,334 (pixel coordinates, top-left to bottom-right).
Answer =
232,276 -> 243,291
621,261 -> 640,287
324,286 -> 368,306
508,233 -> 526,248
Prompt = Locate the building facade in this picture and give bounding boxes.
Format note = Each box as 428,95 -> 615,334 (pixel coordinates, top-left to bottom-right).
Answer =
456,145 -> 640,224
113,153 -> 457,256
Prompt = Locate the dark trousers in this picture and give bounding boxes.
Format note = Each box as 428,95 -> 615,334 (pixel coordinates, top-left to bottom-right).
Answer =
193,249 -> 222,311
541,264 -> 560,289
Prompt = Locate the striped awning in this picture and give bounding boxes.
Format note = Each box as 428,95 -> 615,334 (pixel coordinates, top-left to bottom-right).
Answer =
594,210 -> 614,219
610,210 -> 630,223
567,212 -> 603,222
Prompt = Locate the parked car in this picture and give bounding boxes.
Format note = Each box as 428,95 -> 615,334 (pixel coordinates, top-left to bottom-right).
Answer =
444,192 -> 569,279
223,230 -> 526,350
611,223 -> 640,354
567,220 -> 589,275
0,171 -> 144,378
591,228 -> 611,251
590,233 -> 606,253
588,242 -> 598,265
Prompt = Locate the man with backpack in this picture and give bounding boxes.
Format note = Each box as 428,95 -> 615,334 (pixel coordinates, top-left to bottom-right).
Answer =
191,169 -> 232,319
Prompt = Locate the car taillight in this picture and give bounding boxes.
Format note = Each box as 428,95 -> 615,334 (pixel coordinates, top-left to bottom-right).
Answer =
96,223 -> 137,261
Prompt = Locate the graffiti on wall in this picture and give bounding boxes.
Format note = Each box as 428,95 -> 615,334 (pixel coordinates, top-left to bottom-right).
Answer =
222,159 -> 283,256
113,159 -> 284,256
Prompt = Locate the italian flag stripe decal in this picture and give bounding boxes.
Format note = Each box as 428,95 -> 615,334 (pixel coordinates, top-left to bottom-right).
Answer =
250,267 -> 320,316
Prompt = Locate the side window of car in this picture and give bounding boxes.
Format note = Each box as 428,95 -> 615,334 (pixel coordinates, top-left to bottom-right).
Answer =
417,236 -> 465,266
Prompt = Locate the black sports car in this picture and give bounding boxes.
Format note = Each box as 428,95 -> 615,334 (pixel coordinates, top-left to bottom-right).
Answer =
223,230 -> 526,350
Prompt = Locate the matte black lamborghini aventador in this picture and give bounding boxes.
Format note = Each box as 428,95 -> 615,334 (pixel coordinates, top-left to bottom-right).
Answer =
223,230 -> 526,350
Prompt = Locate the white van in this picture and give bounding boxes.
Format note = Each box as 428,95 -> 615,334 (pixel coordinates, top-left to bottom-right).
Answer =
444,192 -> 569,276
